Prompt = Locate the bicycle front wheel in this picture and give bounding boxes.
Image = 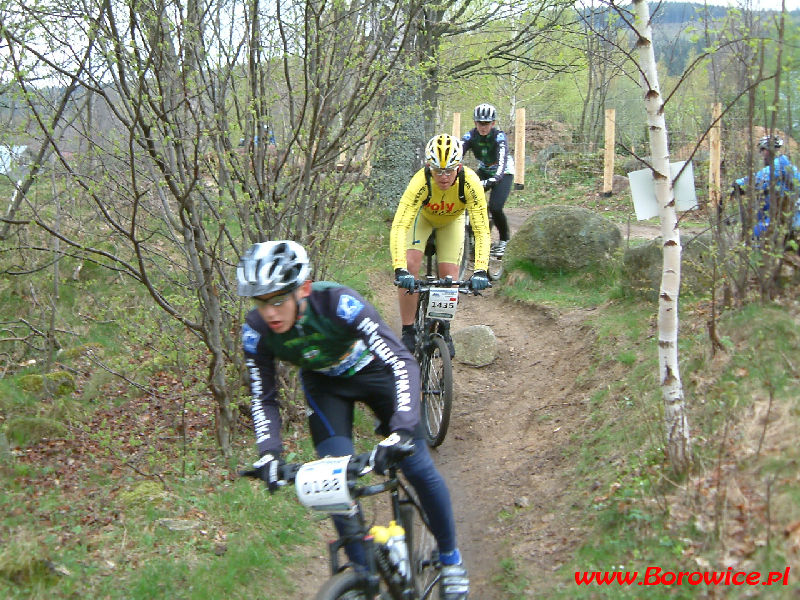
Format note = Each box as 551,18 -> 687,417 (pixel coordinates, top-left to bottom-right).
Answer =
420,335 -> 453,447
400,493 -> 441,599
314,570 -> 374,600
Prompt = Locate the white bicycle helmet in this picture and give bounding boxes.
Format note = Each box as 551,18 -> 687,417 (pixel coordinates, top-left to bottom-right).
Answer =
473,103 -> 497,122
237,240 -> 311,297
758,135 -> 783,150
425,134 -> 463,170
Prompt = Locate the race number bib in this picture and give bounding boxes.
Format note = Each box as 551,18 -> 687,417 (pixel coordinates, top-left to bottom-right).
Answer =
427,288 -> 459,320
294,455 -> 355,515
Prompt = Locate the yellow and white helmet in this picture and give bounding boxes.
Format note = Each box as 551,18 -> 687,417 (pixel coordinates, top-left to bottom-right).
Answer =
425,134 -> 463,170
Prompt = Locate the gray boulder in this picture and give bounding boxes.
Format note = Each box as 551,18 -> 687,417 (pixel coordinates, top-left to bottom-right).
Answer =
452,325 -> 497,367
621,232 -> 714,300
506,205 -> 622,271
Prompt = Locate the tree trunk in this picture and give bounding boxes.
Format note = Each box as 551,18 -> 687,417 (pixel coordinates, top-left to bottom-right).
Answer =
632,0 -> 691,474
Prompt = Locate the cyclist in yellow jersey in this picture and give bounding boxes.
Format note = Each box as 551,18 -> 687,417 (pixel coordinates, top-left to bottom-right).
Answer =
391,134 -> 491,356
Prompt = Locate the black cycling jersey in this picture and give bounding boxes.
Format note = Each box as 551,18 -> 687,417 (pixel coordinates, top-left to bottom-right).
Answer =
461,127 -> 511,185
462,127 -> 514,241
242,281 -> 420,456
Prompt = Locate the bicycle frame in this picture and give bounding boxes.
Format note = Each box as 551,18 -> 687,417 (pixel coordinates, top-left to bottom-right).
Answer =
409,277 -> 471,447
464,213 -> 504,281
327,470 -> 439,599
413,282 -> 449,361
242,453 -> 440,600
412,276 -> 471,356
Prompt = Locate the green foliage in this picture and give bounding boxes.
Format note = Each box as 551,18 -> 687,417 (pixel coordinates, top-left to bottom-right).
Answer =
16,371 -> 76,397
366,88 -> 426,209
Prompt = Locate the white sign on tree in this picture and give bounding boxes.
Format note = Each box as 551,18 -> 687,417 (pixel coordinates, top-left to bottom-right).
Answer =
628,161 -> 697,220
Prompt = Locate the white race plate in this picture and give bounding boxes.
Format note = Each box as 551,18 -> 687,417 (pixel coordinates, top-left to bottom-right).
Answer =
294,455 -> 355,515
426,287 -> 459,320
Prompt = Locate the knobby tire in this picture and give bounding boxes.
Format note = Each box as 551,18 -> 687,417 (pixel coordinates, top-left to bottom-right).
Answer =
458,227 -> 472,281
314,570 -> 372,600
420,335 -> 453,447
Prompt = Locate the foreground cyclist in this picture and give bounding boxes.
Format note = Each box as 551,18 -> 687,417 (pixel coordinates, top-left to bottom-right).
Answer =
238,240 -> 470,599
390,133 -> 491,356
461,103 -> 515,258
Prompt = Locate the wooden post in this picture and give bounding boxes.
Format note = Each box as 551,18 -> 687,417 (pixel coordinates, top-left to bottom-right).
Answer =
708,102 -> 722,208
363,136 -> 372,177
452,113 -> 461,138
514,108 -> 525,189
603,108 -> 615,197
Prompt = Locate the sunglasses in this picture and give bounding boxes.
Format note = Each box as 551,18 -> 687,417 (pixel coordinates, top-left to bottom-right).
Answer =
476,121 -> 493,126
430,166 -> 457,176
253,291 -> 294,307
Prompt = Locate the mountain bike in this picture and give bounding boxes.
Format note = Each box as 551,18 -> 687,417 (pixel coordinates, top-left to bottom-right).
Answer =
241,451 -> 443,600
404,275 -> 477,447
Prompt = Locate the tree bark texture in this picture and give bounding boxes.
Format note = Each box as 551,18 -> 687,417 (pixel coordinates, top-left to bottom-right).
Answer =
632,0 -> 691,473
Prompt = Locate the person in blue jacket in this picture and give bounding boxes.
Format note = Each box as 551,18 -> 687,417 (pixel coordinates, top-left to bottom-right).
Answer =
734,135 -> 799,239
237,240 -> 469,600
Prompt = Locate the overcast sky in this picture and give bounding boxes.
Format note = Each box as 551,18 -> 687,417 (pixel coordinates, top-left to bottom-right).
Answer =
691,0 -> 800,10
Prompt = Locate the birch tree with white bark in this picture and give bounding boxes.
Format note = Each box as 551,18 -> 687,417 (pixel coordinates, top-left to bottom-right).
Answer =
629,0 -> 691,472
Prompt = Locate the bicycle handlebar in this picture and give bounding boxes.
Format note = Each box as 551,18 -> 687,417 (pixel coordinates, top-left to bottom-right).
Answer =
393,276 -> 489,293
239,450 -> 410,498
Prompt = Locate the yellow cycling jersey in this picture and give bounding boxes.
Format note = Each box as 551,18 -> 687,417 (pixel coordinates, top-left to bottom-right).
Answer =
390,166 -> 491,271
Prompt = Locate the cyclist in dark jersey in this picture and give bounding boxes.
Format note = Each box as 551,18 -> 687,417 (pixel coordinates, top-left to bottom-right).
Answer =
461,103 -> 515,256
238,240 -> 469,600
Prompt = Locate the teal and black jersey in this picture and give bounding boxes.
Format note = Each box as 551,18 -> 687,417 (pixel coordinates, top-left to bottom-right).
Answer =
461,127 -> 514,184
242,281 -> 420,456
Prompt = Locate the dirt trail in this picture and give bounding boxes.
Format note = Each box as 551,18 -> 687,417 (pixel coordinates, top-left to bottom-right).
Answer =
425,295 -> 600,597
291,206 -> 660,598
370,205 -> 646,598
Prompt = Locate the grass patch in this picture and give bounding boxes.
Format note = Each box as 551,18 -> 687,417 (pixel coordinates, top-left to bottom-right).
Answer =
531,294 -> 800,598
501,259 -> 622,309
493,557 -> 530,599
326,204 -> 391,303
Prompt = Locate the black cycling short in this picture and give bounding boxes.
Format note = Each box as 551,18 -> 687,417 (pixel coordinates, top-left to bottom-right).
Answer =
301,360 -> 422,444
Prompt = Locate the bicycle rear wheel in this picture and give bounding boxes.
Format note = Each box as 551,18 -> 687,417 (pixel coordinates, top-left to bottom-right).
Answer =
419,335 -> 453,447
486,220 -> 504,281
458,223 -> 472,280
487,248 -> 504,281
314,571 -> 374,600
400,495 -> 441,599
